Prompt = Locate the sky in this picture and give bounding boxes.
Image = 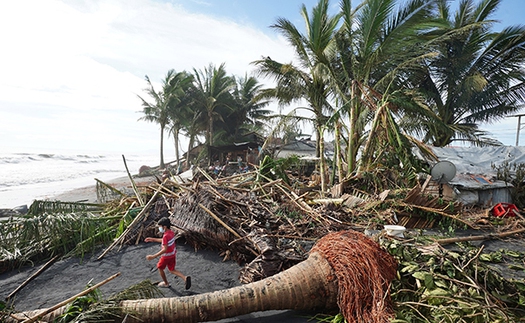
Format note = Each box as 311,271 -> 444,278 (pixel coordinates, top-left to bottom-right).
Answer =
0,0 -> 524,157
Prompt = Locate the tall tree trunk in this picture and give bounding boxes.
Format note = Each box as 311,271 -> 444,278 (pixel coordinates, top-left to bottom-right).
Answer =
319,127 -> 327,195
207,109 -> 214,166
159,125 -> 165,169
335,120 -> 343,184
347,81 -> 359,176
357,103 -> 387,175
172,127 -> 180,171
186,135 -> 195,170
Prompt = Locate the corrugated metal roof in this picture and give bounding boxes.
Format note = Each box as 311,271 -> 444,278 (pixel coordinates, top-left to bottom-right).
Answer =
420,146 -> 524,189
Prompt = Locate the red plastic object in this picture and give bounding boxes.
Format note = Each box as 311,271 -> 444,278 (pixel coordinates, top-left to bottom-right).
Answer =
492,203 -> 519,218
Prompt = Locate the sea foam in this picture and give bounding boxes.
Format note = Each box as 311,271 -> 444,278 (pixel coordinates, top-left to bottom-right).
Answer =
0,149 -> 159,209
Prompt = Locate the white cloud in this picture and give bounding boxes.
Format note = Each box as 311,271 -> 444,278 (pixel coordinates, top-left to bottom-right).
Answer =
0,0 -> 295,155
2,0 -> 518,155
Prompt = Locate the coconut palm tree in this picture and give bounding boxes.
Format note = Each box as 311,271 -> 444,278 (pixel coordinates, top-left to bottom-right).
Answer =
232,74 -> 272,137
206,75 -> 271,146
164,70 -> 194,169
192,63 -> 236,149
180,102 -> 207,168
138,70 -> 183,169
330,0 -> 436,177
253,0 -> 340,193
406,0 -> 525,147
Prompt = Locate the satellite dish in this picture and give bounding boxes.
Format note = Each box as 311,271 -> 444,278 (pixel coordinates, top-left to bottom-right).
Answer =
431,161 -> 456,184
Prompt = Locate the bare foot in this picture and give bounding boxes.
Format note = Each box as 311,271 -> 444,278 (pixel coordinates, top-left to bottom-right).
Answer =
158,282 -> 170,288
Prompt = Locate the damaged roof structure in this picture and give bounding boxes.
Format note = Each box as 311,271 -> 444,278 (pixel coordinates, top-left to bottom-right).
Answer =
420,146 -> 525,207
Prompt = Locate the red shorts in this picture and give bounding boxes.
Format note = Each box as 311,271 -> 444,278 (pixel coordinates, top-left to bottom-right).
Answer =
157,256 -> 176,271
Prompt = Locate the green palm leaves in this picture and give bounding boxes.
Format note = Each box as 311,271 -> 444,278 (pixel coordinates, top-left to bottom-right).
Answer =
254,0 -> 525,191
410,0 -> 525,146
139,64 -> 270,167
138,70 -> 193,168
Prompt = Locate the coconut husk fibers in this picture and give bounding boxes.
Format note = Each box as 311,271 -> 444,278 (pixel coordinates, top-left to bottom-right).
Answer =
310,230 -> 397,323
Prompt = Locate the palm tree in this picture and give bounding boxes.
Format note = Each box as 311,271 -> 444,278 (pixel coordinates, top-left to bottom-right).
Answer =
178,84 -> 206,168
138,70 -> 182,169
165,71 -> 194,169
253,0 -> 340,193
330,0 -> 436,177
407,0 -> 525,147
192,63 -> 236,157
229,74 -> 272,139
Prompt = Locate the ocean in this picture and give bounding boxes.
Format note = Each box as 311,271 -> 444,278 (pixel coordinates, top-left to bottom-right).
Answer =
0,149 -> 160,209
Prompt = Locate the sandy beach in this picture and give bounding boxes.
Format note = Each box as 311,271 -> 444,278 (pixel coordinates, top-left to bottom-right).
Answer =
0,176 -> 317,322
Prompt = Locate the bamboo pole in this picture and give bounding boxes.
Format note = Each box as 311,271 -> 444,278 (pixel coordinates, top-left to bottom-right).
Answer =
6,255 -> 59,301
122,154 -> 144,206
436,227 -> 525,245
97,189 -> 160,260
198,203 -> 241,239
249,177 -> 284,193
195,166 -> 218,185
95,178 -> 125,196
19,272 -> 121,323
198,203 -> 258,257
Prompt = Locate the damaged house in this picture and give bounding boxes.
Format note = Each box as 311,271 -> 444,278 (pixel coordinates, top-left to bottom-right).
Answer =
420,146 -> 525,207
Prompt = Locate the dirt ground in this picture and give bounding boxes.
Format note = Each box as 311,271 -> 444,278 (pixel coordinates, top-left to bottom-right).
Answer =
0,238 -> 319,322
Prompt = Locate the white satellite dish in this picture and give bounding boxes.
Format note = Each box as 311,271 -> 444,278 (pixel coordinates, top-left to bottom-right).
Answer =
430,161 -> 456,197
430,161 -> 456,183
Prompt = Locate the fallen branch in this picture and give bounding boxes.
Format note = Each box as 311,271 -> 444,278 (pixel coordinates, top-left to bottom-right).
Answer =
397,201 -> 476,229
195,166 -> 218,185
198,203 -> 242,239
198,203 -> 258,257
95,178 -> 125,197
435,228 -> 525,245
122,154 -> 144,206
17,272 -> 121,323
97,189 -> 160,260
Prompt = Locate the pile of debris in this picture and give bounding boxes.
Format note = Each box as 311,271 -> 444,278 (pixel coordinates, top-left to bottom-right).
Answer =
2,163 -> 524,323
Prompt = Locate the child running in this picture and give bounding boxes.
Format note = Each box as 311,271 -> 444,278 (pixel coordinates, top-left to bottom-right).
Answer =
145,217 -> 191,289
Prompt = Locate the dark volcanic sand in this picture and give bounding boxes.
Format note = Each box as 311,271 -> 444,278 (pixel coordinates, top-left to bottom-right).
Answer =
0,238 -> 318,322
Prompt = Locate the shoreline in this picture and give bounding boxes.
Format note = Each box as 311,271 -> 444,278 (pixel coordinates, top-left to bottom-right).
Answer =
50,174 -> 159,204
1,175 -> 158,215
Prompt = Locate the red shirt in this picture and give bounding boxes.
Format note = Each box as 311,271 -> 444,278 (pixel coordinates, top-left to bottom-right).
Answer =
161,229 -> 176,258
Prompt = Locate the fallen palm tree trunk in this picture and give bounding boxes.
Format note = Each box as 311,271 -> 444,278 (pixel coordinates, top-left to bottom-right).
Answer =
120,251 -> 338,323
9,230 -> 397,323
122,230 -> 397,323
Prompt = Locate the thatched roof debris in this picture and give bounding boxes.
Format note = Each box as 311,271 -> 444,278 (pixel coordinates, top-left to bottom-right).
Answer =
112,165 -> 522,285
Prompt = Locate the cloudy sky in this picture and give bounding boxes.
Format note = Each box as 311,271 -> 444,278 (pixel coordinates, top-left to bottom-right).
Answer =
0,0 -> 523,156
